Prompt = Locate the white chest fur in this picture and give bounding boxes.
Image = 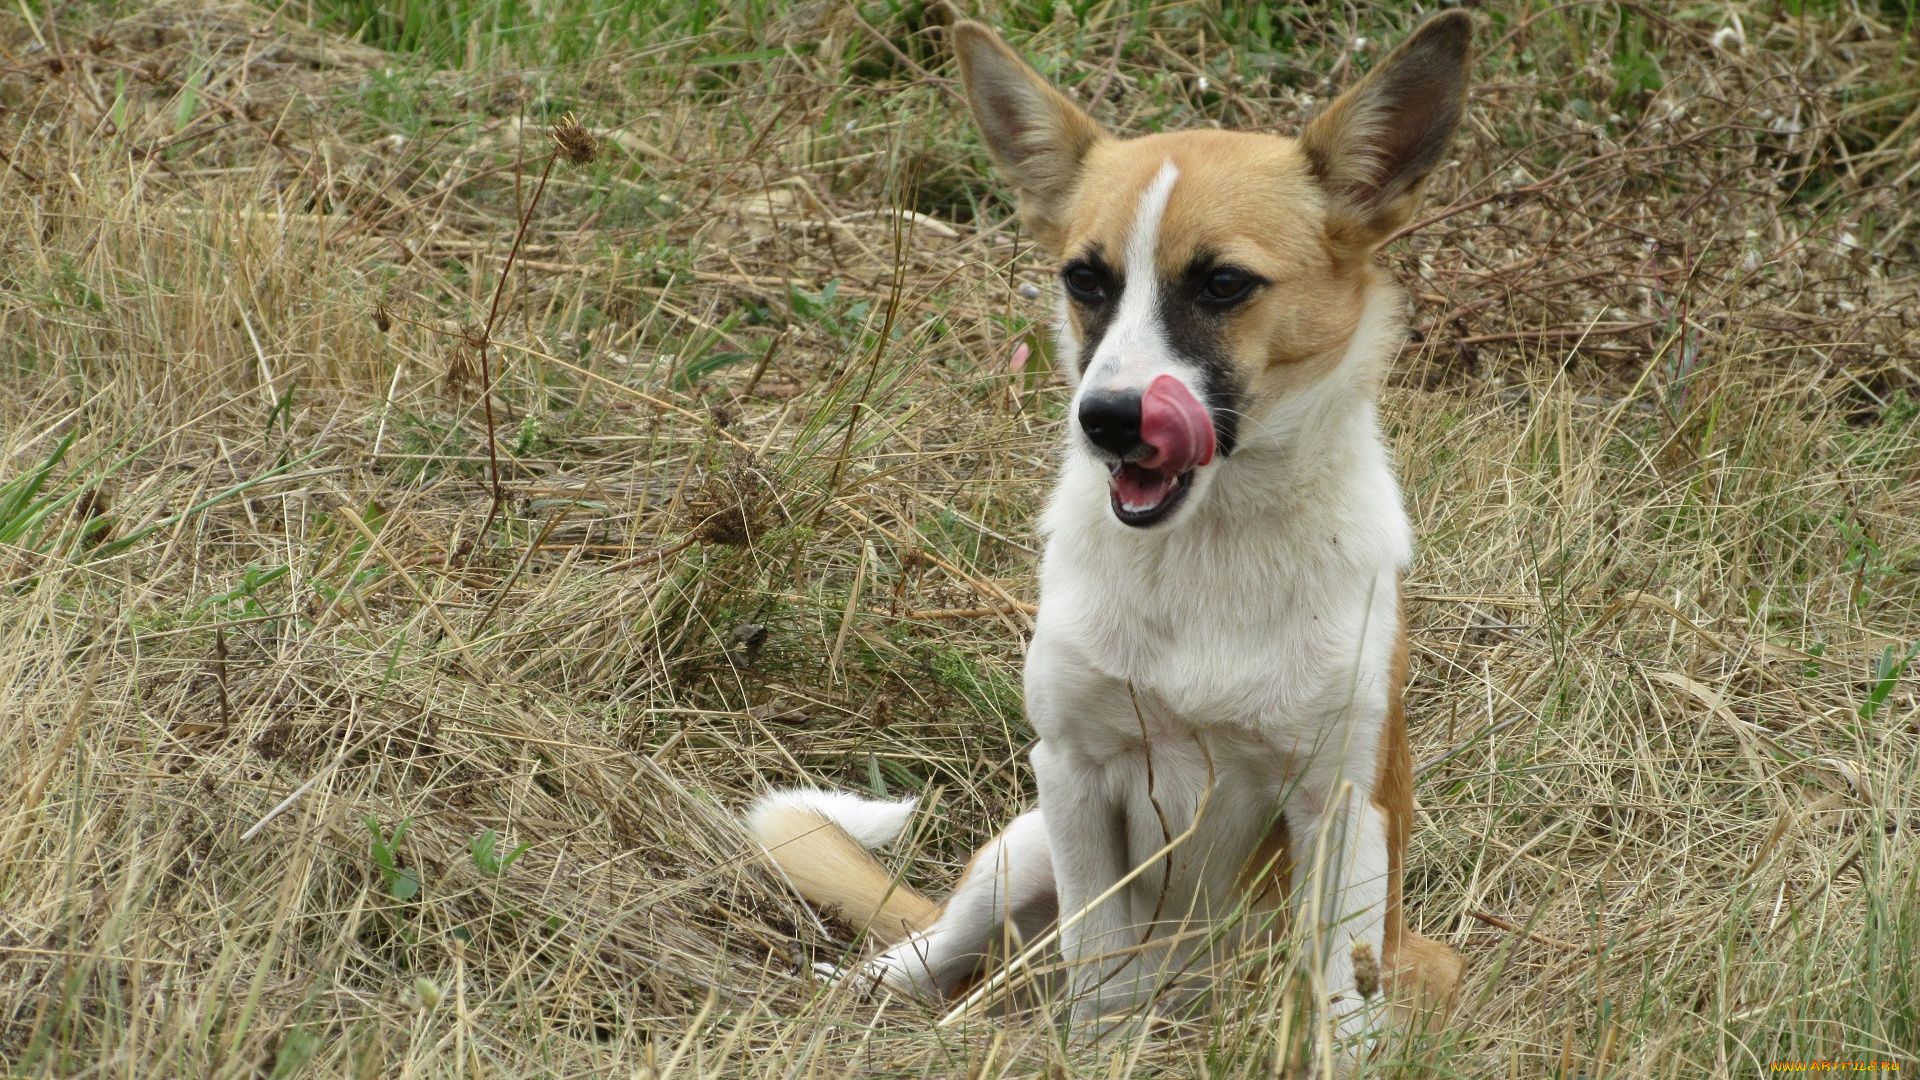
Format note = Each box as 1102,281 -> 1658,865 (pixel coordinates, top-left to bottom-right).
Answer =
1030,300 -> 1414,758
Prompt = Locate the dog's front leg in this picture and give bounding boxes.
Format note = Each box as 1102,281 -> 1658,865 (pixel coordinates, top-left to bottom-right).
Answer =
1287,779 -> 1391,1053
1027,627 -> 1166,1033
1029,739 -> 1140,1029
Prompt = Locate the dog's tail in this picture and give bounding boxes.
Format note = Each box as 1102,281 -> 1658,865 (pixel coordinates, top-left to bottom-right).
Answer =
746,788 -> 938,946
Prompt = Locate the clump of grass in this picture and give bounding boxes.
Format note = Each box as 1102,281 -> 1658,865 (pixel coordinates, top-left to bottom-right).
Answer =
0,0 -> 1916,1076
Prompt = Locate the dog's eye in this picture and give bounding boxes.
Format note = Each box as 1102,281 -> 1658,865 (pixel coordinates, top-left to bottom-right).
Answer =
1200,269 -> 1255,305
1062,263 -> 1107,302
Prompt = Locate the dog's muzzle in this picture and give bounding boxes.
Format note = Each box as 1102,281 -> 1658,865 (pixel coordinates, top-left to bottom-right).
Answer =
1077,374 -> 1216,527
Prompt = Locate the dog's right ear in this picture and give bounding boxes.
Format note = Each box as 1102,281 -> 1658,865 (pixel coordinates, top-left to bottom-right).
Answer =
952,21 -> 1104,252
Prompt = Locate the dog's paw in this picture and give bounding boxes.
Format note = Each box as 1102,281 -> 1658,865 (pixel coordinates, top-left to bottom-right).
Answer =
1065,1009 -> 1150,1049
1321,993 -> 1392,1076
1063,984 -> 1162,1048
813,946 -> 940,1001
809,957 -> 895,997
861,943 -> 941,999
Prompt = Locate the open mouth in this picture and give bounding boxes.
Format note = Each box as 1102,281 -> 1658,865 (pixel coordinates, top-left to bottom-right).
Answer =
1100,374 -> 1215,528
1109,462 -> 1194,527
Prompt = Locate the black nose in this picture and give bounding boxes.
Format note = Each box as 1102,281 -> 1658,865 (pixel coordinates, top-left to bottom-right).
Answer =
1078,389 -> 1144,458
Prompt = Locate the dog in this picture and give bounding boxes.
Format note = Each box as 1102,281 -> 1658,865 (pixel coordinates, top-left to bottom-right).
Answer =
748,10 -> 1472,1056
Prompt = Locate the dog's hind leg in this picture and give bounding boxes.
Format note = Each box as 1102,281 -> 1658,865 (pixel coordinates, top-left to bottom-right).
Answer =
863,809 -> 1057,1000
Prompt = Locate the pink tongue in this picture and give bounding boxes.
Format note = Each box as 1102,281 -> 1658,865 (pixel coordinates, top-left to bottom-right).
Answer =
1136,374 -> 1216,471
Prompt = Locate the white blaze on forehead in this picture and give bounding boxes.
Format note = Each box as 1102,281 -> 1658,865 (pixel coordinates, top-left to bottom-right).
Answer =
1088,159 -> 1180,387
1124,159 -> 1181,288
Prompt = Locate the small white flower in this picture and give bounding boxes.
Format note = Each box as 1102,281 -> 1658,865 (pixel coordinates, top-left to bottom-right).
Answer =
1352,36 -> 1371,52
1196,76 -> 1210,93
1017,282 -> 1041,300
844,121 -> 857,133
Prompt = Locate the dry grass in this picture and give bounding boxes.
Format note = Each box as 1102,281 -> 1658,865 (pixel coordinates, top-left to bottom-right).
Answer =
0,0 -> 1916,1075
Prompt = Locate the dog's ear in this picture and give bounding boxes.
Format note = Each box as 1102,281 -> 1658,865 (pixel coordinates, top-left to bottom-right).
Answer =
1300,11 -> 1472,252
952,21 -> 1104,251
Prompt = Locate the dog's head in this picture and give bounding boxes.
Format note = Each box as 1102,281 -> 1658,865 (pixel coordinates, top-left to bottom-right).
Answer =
954,14 -> 1471,528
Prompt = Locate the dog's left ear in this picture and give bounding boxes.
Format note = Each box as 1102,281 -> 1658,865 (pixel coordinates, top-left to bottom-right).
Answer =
1300,11 -> 1472,252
